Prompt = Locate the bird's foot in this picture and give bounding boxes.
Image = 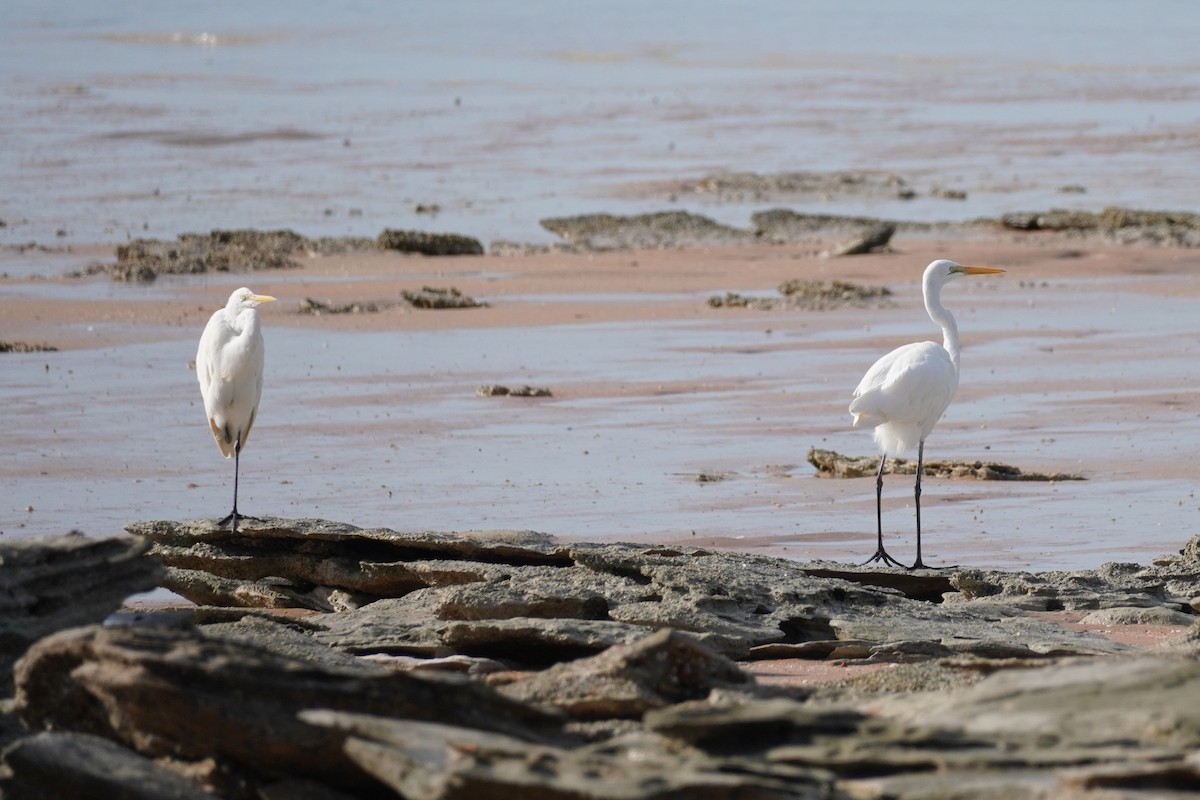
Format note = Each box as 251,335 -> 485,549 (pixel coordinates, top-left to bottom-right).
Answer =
216,511 -> 262,532
909,559 -> 957,571
862,548 -> 906,569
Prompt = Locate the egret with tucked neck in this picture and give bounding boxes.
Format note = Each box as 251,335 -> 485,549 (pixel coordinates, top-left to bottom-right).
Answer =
196,287 -> 276,532
849,260 -> 1005,569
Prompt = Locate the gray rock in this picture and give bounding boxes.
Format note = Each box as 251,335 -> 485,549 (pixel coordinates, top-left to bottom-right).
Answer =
647,695 -> 864,745
439,617 -> 656,667
707,280 -> 892,312
198,614 -> 380,671
1182,533 -> 1200,562
401,286 -> 488,309
298,297 -> 390,315
359,653 -> 508,676
307,596 -> 459,657
498,629 -> 751,719
821,222 -> 895,256
942,560 -> 1200,615
0,341 -> 58,353
901,655 -> 1200,750
998,206 -> 1200,247
778,279 -> 891,306
476,384 -> 553,397
751,209 -> 939,245
807,447 -> 1085,481
661,657 -> 1200,795
132,517 -> 566,610
302,710 -> 826,799
0,534 -> 161,688
12,622 -> 567,793
132,518 -> 1133,664
1,731 -> 214,800
112,228 -> 306,278
377,229 -> 484,256
540,211 -> 753,250
1077,606 -> 1196,626
9,517 -> 1200,798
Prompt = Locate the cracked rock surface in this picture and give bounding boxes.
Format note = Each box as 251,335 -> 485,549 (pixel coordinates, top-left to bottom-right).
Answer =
2,518 -> 1199,798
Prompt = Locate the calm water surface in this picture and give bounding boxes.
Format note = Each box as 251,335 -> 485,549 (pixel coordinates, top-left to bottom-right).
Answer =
4,276 -> 1199,571
3,2 -> 1200,570
3,1 -> 1199,246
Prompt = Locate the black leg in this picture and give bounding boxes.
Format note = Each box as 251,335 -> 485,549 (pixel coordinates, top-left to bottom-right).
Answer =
876,454 -> 885,544
863,454 -> 904,568
231,445 -> 241,532
217,446 -> 242,532
911,440 -> 927,569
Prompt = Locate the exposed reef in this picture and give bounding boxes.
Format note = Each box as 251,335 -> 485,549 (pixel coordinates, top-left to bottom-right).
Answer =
807,447 -> 1088,481
3,520 -> 1200,797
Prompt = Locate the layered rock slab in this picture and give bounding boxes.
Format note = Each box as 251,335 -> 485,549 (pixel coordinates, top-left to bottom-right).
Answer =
0,534 -> 161,688
5,520 -> 1200,798
130,518 -> 1131,664
10,618 -> 566,796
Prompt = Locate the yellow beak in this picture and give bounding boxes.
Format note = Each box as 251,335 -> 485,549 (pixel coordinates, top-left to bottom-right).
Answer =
959,266 -> 1006,275
252,294 -> 277,304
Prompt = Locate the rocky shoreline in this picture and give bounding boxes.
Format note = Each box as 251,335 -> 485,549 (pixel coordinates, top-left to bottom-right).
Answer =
5,186 -> 1200,796
3,520 -> 1199,798
22,193 -> 1200,287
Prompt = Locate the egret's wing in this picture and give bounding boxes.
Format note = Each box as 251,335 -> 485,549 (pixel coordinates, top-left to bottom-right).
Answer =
196,311 -> 241,456
851,344 -> 910,402
231,337 -> 266,451
196,312 -> 228,408
850,342 -> 957,429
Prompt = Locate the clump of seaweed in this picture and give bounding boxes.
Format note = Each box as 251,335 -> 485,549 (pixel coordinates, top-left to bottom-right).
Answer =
402,286 -> 488,309
708,280 -> 892,311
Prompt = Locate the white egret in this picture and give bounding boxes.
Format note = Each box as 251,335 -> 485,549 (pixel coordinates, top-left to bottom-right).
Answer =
849,260 -> 1004,569
196,287 -> 276,531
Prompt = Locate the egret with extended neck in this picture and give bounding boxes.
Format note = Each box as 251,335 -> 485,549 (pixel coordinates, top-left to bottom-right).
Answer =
849,260 -> 1005,569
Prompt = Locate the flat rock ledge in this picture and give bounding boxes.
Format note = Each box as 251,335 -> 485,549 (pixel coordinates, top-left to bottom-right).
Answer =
0,534 -> 161,688
3,519 -> 1200,799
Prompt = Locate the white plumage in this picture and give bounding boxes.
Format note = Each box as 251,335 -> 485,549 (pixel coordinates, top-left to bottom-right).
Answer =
850,259 -> 1004,569
196,287 -> 276,530
851,339 -> 958,456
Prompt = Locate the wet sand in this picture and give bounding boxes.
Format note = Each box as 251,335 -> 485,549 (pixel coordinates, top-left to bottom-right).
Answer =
3,232 -> 1199,572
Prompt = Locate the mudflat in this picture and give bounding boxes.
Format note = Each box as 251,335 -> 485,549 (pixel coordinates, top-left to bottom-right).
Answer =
3,228 -> 1198,571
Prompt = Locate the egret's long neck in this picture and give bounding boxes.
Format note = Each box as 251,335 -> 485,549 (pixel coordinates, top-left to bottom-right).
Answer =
924,277 -> 961,370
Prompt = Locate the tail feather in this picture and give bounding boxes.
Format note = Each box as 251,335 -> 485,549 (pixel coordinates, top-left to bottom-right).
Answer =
209,418 -> 235,459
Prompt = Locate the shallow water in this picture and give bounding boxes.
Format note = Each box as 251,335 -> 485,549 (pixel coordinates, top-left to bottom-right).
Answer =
3,1 -> 1200,249
4,3 -> 1200,571
4,269 -> 1198,572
